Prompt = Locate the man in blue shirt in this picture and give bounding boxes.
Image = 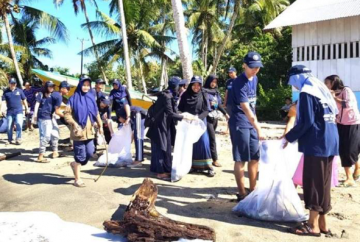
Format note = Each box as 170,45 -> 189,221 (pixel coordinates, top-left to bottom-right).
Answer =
224,67 -> 237,114
1,78 -> 29,145
228,51 -> 265,202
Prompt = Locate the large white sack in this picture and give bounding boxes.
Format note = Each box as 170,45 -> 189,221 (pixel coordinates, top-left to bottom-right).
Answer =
171,118 -> 206,182
0,211 -> 125,242
233,140 -> 308,222
95,124 -> 133,167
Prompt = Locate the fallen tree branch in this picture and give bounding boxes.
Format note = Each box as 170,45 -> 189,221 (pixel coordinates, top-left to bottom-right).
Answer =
104,178 -> 216,242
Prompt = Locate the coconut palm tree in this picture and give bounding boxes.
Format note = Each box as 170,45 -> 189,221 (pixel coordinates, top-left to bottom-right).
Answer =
1,0 -> 68,87
80,10 -> 175,92
171,0 -> 193,82
248,0 -> 289,25
186,0 -> 225,71
11,16 -> 57,80
54,0 -> 108,83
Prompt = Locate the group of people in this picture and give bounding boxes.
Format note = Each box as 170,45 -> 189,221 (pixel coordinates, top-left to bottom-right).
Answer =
1,50 -> 360,238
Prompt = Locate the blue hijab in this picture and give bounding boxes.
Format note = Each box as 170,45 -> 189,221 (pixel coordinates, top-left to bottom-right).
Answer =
69,79 -> 98,128
110,79 -> 127,99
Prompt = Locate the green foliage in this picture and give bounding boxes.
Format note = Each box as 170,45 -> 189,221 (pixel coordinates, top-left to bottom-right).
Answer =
257,83 -> 292,120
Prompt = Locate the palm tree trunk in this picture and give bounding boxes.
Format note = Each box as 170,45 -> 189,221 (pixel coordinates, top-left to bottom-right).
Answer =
137,51 -> 147,94
117,0 -> 133,90
159,58 -> 167,91
211,0 -> 240,74
171,0 -> 193,83
3,13 -> 23,88
83,8 -> 108,84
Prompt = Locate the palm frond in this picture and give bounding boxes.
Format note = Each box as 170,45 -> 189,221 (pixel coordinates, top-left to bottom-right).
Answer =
21,5 -> 69,43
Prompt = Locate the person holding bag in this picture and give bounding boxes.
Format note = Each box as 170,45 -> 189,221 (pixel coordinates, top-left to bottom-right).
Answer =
325,75 -> 360,187
203,74 -> 229,167
64,77 -> 103,188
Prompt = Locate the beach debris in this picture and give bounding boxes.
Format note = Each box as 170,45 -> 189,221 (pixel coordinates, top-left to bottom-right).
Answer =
0,152 -> 21,162
103,178 -> 216,242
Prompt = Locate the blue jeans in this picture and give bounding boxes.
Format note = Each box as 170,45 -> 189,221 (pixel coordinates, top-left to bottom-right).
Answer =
38,118 -> 59,154
7,113 -> 23,142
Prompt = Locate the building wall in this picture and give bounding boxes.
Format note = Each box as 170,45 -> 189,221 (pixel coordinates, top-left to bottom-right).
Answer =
291,16 -> 360,109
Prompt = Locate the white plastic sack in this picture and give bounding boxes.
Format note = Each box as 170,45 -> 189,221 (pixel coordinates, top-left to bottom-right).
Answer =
95,124 -> 133,167
96,131 -> 106,146
171,117 -> 206,182
233,140 -> 308,222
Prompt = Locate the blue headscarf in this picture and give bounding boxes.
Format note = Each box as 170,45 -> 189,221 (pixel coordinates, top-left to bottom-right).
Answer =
110,79 -> 127,99
68,79 -> 98,128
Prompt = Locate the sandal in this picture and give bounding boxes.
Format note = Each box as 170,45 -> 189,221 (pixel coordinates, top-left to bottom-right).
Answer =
288,222 -> 321,237
353,174 -> 360,182
320,229 -> 337,238
207,169 -> 216,177
36,158 -> 49,163
340,181 -> 356,187
74,180 -> 86,188
235,193 -> 247,202
212,161 -> 222,167
51,153 -> 65,159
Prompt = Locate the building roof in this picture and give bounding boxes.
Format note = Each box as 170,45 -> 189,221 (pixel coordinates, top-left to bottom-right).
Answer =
265,0 -> 360,30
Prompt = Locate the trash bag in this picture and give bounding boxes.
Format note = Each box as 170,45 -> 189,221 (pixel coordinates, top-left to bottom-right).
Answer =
96,131 -> 106,146
0,117 -> 8,133
292,155 -> 339,188
95,124 -> 133,167
233,140 -> 308,222
171,117 -> 207,182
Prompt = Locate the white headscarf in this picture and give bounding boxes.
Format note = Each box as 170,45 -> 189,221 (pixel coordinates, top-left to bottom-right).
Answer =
289,73 -> 338,117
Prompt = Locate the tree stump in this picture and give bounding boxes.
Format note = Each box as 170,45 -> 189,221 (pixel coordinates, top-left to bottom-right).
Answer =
103,178 -> 216,242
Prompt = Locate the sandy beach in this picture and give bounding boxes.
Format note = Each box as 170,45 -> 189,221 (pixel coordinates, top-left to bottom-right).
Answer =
0,121 -> 359,242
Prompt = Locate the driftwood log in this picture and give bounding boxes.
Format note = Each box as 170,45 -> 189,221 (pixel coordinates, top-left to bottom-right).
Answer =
0,152 -> 21,161
104,178 -> 216,242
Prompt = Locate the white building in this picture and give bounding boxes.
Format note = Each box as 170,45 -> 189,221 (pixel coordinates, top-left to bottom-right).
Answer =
265,0 -> 360,106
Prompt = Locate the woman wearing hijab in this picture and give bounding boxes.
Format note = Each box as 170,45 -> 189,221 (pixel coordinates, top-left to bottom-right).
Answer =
204,75 -> 229,167
109,79 -> 132,113
325,75 -> 360,187
146,76 -> 194,180
64,77 -> 103,187
179,76 -> 215,177
33,81 -> 61,163
284,65 -> 339,237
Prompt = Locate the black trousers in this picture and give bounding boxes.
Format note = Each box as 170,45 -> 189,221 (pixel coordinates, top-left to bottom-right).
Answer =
207,117 -> 218,161
338,123 -> 360,167
303,156 -> 334,215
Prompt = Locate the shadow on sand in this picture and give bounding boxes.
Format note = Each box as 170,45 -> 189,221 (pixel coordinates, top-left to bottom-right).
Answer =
3,173 -> 72,185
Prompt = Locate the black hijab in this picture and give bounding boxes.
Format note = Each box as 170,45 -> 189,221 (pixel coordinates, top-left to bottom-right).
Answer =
204,74 -> 219,95
179,76 -> 208,115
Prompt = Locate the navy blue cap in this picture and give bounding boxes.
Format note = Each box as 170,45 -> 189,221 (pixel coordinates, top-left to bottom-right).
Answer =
228,67 -> 237,73
116,108 -> 127,120
45,81 -> 55,87
60,81 -> 70,89
288,65 -> 311,77
80,75 -> 91,82
9,78 -> 17,84
244,51 -> 263,68
95,79 -> 105,84
190,76 -> 203,85
100,97 -> 110,106
179,79 -> 187,86
112,79 -> 121,86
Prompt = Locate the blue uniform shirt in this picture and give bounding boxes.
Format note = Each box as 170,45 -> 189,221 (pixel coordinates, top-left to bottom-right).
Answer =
226,78 -> 236,115
36,92 -> 60,120
2,88 -> 26,115
229,73 -> 258,129
286,93 -> 339,157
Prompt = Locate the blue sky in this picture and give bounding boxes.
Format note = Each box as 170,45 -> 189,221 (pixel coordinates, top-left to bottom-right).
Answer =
14,1 -> 194,75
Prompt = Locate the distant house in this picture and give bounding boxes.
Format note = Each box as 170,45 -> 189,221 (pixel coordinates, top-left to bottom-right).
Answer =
265,0 -> 360,107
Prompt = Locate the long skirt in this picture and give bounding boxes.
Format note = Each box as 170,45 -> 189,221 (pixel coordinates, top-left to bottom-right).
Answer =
337,123 -> 360,167
192,121 -> 212,171
150,140 -> 172,174
303,156 -> 334,215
